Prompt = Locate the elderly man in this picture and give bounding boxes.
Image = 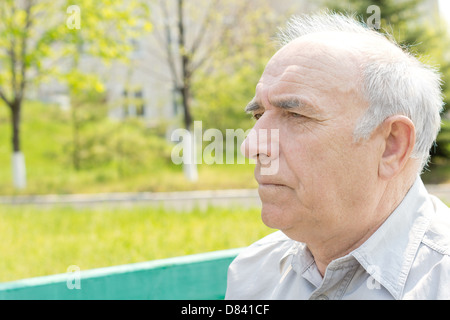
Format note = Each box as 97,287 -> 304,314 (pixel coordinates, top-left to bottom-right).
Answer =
225,13 -> 450,300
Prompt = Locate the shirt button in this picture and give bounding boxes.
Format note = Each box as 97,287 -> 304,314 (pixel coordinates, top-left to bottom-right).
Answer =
317,294 -> 329,300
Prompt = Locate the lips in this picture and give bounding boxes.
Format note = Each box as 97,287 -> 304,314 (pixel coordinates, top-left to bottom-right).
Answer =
256,171 -> 287,186
256,177 -> 288,188
259,183 -> 285,187
258,182 -> 289,198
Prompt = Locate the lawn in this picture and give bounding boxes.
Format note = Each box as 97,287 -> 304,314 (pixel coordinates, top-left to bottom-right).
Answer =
0,204 -> 273,283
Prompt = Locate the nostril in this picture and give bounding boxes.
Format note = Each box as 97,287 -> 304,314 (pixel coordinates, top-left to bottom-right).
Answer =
259,153 -> 272,165
241,127 -> 279,161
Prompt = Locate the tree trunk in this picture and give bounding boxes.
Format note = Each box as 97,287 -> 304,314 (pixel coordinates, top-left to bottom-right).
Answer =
9,100 -> 27,189
11,101 -> 21,152
71,103 -> 81,171
177,0 -> 197,182
180,85 -> 193,131
177,0 -> 193,131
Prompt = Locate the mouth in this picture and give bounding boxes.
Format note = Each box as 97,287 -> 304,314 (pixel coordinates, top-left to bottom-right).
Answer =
255,174 -> 288,188
257,183 -> 289,197
259,183 -> 286,187
258,181 -> 289,191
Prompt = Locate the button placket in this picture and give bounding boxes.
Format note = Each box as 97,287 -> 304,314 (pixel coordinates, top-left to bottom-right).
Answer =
309,258 -> 360,300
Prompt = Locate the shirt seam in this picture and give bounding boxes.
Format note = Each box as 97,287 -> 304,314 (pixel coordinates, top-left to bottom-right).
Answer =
334,264 -> 359,300
421,237 -> 450,256
293,256 -> 315,275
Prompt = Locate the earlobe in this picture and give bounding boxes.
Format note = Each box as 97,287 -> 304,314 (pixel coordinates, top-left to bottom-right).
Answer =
378,116 -> 416,180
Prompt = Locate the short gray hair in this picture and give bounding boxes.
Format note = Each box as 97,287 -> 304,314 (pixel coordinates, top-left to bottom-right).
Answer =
277,12 -> 444,171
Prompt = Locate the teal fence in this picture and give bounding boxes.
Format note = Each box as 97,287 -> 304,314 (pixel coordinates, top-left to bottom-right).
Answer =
0,248 -> 241,300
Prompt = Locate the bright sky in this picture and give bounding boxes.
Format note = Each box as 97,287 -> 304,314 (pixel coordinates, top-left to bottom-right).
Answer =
439,0 -> 450,27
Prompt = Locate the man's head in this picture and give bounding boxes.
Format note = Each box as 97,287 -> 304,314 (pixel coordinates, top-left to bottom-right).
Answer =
241,13 -> 443,247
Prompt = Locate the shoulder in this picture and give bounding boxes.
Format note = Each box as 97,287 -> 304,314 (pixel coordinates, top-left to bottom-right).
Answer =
404,195 -> 450,299
423,195 -> 450,255
404,251 -> 450,299
246,230 -> 292,247
225,231 -> 296,299
231,231 -> 294,264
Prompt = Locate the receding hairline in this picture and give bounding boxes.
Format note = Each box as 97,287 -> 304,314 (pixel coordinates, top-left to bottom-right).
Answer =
285,30 -> 408,67
276,13 -> 410,66
276,12 -> 394,47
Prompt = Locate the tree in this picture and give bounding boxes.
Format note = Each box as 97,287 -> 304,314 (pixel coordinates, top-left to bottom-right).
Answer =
0,0 -> 151,189
192,3 -> 282,132
148,0 -> 282,180
65,71 -> 107,171
0,0 -> 35,189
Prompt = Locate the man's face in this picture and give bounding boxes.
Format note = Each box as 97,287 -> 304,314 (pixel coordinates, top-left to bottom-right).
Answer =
242,34 -> 385,243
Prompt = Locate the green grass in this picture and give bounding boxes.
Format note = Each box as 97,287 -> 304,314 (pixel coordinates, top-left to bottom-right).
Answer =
0,204 -> 272,283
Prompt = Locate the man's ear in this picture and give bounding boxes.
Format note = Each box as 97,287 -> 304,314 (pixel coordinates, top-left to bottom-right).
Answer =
378,115 -> 416,180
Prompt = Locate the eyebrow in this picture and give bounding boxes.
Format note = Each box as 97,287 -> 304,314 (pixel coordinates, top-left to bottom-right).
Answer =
245,101 -> 262,113
244,97 -> 315,113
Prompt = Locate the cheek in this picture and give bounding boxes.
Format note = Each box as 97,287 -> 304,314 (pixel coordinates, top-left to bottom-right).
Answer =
295,136 -> 379,209
283,129 -> 365,199
282,133 -> 329,185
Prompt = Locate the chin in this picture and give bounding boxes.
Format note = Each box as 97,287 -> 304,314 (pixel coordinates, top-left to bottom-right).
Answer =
260,203 -> 293,230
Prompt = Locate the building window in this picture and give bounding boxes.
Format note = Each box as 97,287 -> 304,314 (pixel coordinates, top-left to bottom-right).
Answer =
122,87 -> 145,118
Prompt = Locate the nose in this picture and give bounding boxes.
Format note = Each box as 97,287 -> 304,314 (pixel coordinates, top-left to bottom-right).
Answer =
240,122 -> 279,164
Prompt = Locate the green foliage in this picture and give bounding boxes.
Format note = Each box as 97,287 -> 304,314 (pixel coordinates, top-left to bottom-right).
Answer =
326,0 -> 422,30
0,0 -> 152,163
189,5 -> 282,162
411,22 -> 450,111
421,120 -> 450,183
61,110 -> 174,175
191,2 -> 281,134
192,65 -> 257,133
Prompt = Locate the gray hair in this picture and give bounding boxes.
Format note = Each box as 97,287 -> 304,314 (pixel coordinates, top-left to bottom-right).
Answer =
277,12 -> 444,172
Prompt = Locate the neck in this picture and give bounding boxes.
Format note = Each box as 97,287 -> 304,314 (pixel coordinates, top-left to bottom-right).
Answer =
310,174 -> 417,277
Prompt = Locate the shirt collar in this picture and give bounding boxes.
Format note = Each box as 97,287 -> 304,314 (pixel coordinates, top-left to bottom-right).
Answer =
351,176 -> 434,299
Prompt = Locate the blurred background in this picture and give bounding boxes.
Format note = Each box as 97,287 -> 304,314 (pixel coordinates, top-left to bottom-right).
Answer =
0,0 -> 449,283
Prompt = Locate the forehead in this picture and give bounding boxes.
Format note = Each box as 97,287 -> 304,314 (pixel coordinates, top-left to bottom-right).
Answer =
254,33 -> 366,113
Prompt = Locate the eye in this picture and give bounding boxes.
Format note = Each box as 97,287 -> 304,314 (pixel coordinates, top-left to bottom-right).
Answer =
252,112 -> 264,120
288,112 -> 303,118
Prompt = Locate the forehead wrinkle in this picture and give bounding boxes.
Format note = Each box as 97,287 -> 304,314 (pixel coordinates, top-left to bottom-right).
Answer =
280,65 -> 346,90
267,75 -> 323,114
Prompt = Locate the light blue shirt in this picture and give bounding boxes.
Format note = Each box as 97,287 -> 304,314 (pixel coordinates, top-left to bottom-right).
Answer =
225,177 -> 450,299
